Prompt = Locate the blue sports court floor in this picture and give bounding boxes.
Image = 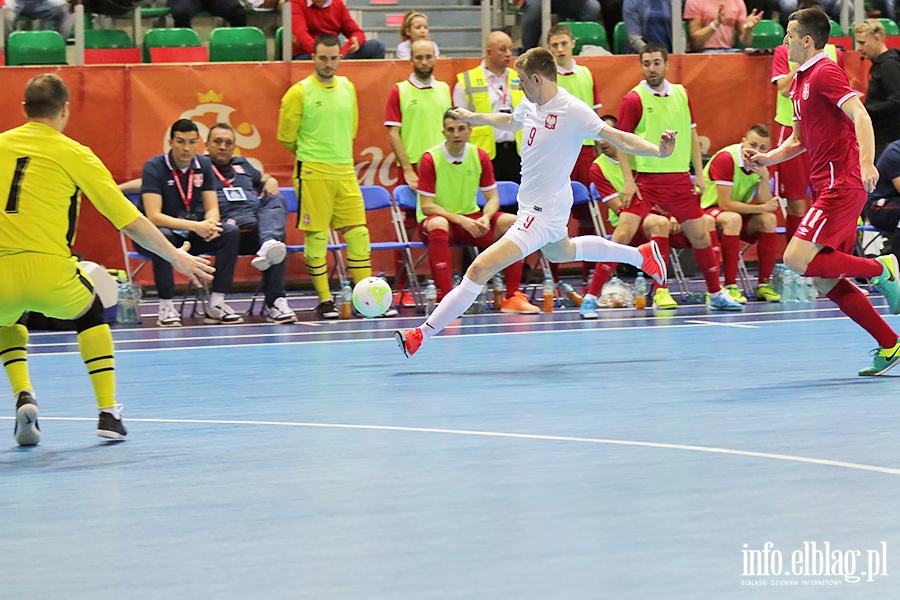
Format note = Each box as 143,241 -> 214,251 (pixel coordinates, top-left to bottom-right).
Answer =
2,295 -> 900,598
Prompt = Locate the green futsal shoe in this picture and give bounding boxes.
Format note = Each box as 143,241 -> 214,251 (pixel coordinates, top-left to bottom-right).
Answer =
871,255 -> 900,314
859,341 -> 900,376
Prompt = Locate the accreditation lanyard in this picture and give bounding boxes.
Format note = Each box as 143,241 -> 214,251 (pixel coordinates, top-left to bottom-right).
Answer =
172,168 -> 194,211
211,163 -> 235,187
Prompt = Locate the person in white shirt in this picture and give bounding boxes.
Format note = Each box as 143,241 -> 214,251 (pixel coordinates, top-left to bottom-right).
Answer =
395,47 -> 677,358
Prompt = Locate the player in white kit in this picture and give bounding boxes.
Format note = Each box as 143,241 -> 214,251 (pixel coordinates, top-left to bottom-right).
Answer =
396,48 -> 676,358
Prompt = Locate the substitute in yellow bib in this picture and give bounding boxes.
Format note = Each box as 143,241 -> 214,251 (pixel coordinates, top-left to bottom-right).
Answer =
277,33 -> 372,320
0,74 -> 214,446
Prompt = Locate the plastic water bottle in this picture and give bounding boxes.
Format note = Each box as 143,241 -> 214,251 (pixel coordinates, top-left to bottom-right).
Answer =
115,280 -> 140,324
542,276 -> 555,312
424,279 -> 437,316
492,275 -> 504,311
772,264 -> 785,295
782,270 -> 797,302
633,272 -> 648,310
340,279 -> 353,319
807,278 -> 818,302
559,282 -> 583,307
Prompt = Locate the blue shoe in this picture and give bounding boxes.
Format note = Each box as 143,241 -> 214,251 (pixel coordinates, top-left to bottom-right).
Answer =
707,289 -> 744,311
859,341 -> 900,376
579,295 -> 598,319
871,255 -> 900,314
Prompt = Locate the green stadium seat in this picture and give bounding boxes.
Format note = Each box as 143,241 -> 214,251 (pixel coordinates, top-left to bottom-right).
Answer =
275,26 -> 284,60
744,19 -> 785,49
84,29 -> 135,49
6,30 -> 67,66
84,29 -> 141,64
209,26 -> 267,62
143,27 -> 203,63
613,21 -> 628,54
877,18 -> 900,36
830,20 -> 844,38
558,21 -> 609,54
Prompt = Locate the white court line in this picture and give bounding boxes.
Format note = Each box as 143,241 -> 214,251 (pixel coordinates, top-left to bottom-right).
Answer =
11,416 -> 900,477
22,315 -> 862,356
684,319 -> 759,329
22,302 -> 861,339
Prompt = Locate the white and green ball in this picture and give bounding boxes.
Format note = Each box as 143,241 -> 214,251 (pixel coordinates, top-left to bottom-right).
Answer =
352,277 -> 393,317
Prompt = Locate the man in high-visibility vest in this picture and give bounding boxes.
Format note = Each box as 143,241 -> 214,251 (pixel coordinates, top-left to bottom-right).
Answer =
453,31 -> 524,185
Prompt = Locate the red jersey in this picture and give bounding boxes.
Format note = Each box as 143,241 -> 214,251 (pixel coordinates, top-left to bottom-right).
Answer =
791,52 -> 861,192
290,0 -> 365,56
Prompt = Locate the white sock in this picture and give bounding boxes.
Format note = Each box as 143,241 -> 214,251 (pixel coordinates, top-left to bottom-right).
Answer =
209,292 -> 225,307
101,406 -> 121,419
159,299 -> 175,311
574,236 -> 641,265
420,276 -> 482,341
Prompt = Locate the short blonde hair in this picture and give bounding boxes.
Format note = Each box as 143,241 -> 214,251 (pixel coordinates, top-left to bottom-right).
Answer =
514,47 -> 557,81
855,19 -> 886,37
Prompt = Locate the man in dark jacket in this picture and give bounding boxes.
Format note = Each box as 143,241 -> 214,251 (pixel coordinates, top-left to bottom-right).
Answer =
855,19 -> 900,159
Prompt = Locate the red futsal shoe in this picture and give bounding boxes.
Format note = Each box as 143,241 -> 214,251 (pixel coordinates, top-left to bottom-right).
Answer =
637,241 -> 667,286
395,327 -> 423,358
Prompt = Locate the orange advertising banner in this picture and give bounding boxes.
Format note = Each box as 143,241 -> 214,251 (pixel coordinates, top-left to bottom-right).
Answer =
0,54 -> 871,282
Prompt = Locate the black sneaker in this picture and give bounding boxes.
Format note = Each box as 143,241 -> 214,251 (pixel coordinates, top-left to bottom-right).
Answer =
14,391 -> 41,447
97,409 -> 127,441
315,299 -> 339,320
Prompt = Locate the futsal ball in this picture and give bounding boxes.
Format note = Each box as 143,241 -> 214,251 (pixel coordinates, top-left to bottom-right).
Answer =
352,277 -> 393,318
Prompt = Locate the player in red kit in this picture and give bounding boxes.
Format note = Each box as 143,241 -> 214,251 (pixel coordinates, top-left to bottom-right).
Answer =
744,8 -> 900,376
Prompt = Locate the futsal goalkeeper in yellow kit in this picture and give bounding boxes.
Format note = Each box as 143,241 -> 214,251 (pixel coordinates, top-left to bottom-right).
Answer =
277,33 -> 373,320
0,74 -> 214,446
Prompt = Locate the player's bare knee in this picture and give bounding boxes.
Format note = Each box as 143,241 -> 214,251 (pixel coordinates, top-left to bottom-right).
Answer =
465,257 -> 496,285
425,216 -> 449,232
643,214 -> 668,237
783,246 -> 810,275
720,212 -> 741,229
758,212 -> 777,230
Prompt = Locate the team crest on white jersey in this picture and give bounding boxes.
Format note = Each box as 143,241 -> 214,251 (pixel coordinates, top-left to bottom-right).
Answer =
544,114 -> 558,130
802,83 -> 810,100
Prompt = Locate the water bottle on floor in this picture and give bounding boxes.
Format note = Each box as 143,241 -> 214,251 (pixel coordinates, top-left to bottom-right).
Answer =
115,273 -> 141,325
492,275 -> 504,311
424,279 -> 437,316
340,279 -> 353,319
633,272 -> 647,310
542,277 -> 555,313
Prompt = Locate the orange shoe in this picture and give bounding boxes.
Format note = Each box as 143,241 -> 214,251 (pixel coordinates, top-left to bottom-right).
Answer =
393,291 -> 416,308
500,291 -> 541,314
395,327 -> 424,358
637,240 -> 667,286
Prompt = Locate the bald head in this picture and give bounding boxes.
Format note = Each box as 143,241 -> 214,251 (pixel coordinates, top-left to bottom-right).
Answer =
410,38 -> 436,56
485,31 -> 513,73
